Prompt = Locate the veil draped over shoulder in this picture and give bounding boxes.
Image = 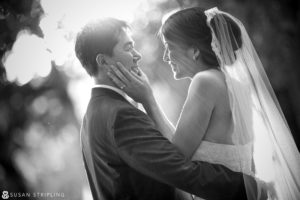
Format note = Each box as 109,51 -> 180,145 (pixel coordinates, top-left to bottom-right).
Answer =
204,7 -> 300,200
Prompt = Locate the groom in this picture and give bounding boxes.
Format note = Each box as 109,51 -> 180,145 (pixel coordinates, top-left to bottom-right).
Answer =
75,18 -> 257,200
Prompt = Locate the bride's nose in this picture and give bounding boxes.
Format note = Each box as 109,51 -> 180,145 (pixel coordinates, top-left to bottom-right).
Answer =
163,49 -> 170,62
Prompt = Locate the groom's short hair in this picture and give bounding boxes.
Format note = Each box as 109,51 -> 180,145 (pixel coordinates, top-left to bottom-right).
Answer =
75,18 -> 129,76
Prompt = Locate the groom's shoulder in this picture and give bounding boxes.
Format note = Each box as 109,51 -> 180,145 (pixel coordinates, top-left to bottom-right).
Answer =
89,95 -> 133,114
85,96 -> 141,131
91,95 -> 145,120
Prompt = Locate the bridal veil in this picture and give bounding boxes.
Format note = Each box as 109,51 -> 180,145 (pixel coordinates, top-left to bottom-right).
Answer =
204,7 -> 300,200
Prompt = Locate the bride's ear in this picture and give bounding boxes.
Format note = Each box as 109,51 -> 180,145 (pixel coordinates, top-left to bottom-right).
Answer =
187,47 -> 200,61
192,48 -> 200,61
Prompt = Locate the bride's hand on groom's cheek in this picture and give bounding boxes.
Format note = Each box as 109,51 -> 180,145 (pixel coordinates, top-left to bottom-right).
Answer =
106,63 -> 154,104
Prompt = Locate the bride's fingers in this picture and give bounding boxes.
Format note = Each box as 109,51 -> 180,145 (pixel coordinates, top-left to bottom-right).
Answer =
110,65 -> 130,85
116,62 -> 140,83
132,69 -> 149,83
130,69 -> 143,80
131,66 -> 142,76
138,70 -> 148,80
102,64 -> 113,74
107,71 -> 126,90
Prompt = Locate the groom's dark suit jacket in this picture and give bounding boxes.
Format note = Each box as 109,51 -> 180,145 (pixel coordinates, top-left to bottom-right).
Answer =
81,87 -> 257,200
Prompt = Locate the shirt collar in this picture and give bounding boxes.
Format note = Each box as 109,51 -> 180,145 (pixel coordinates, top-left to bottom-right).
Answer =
93,84 -> 127,99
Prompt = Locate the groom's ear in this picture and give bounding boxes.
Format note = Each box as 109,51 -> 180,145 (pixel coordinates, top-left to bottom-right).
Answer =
96,54 -> 107,67
96,54 -> 116,67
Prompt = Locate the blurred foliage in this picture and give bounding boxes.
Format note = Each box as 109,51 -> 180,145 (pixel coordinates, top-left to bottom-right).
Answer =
0,0 -> 86,198
0,0 -> 299,199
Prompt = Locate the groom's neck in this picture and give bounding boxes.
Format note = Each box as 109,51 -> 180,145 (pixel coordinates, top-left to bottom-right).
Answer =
93,76 -> 115,87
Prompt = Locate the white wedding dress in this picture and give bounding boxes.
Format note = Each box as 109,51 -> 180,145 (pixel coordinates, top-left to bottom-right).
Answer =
192,141 -> 253,176
192,141 -> 253,200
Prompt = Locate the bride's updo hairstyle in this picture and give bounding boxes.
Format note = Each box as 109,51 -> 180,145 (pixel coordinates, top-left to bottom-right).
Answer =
159,7 -> 242,68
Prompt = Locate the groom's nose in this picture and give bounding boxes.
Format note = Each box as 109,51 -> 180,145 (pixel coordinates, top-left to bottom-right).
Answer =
132,49 -> 141,62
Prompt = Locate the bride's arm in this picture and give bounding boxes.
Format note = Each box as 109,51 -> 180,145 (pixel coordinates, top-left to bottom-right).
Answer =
171,73 -> 217,158
142,95 -> 175,140
107,64 -> 217,158
138,72 -> 218,158
141,73 -> 218,158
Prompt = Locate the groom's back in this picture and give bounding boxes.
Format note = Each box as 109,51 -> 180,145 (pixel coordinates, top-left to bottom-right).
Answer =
81,88 -> 180,200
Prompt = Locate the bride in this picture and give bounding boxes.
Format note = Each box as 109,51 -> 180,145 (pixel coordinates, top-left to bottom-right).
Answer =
107,7 -> 300,200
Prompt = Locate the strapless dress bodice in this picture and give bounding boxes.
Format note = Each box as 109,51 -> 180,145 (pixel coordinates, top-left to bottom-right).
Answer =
192,141 -> 254,176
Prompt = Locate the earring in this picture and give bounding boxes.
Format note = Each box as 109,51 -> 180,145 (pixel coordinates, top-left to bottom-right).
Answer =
193,55 -> 196,61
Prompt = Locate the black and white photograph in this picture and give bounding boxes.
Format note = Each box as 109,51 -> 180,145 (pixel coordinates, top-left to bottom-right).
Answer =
0,0 -> 299,199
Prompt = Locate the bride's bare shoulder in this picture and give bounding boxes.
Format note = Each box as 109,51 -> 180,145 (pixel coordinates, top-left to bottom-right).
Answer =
190,69 -> 226,95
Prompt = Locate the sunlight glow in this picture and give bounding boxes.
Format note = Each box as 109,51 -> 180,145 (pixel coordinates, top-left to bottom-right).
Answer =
4,0 -> 170,119
38,0 -> 162,120
3,30 -> 52,85
41,0 -> 142,32
67,78 -> 93,120
3,0 -> 145,87
39,0 -> 143,69
152,82 -> 180,125
82,186 -> 93,200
